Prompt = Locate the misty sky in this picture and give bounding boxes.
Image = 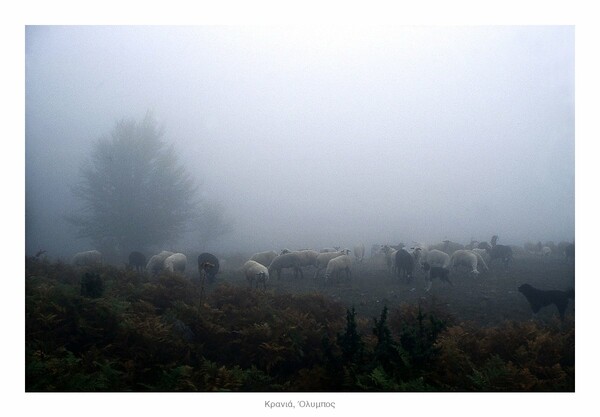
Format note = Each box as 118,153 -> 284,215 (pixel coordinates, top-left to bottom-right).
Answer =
25,25 -> 574,256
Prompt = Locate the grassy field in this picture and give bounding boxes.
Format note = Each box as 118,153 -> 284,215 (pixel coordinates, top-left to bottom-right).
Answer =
216,252 -> 575,326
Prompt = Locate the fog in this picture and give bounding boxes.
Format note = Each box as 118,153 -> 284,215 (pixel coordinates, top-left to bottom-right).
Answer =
25,26 -> 574,258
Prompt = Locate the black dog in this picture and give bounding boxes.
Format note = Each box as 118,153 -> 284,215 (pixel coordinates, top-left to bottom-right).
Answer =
518,283 -> 574,320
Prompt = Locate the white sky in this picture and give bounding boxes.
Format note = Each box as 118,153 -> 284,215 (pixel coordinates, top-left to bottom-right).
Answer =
26,25 -> 574,252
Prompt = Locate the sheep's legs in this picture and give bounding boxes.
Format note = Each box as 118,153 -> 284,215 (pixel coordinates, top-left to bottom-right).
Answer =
199,272 -> 206,301
313,268 -> 323,280
294,266 -> 304,279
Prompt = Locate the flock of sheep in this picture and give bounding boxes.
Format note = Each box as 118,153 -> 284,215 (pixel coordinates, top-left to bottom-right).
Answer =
71,249 -> 220,284
69,235 -> 575,294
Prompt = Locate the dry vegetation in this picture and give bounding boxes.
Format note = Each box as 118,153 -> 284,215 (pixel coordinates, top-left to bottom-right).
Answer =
26,252 -> 574,391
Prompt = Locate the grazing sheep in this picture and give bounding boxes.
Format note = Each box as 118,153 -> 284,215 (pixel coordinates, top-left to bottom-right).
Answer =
487,235 -> 513,268
524,241 -> 537,254
250,250 -> 278,267
420,249 -> 450,288
422,264 -> 452,292
429,240 -> 465,255
242,260 -> 270,290
324,254 -> 352,283
420,249 -> 450,269
268,252 -> 305,280
197,260 -> 216,299
164,253 -> 187,273
470,248 -> 490,264
409,246 -> 423,262
488,244 -> 513,268
353,244 -> 365,263
297,249 -> 319,268
470,250 -> 490,272
544,241 -> 557,253
395,249 -> 415,283
72,250 -> 103,267
465,240 -> 479,250
536,241 -> 543,253
197,253 -> 220,283
382,245 -> 398,274
198,260 -> 215,282
518,284 -> 574,320
128,251 -> 146,273
313,249 -> 350,280
565,243 -> 575,263
477,241 -> 492,251
146,251 -> 174,275
320,247 -> 340,253
448,249 -> 487,276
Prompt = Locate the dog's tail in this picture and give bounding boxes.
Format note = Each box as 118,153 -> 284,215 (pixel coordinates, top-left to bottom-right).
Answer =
566,287 -> 575,300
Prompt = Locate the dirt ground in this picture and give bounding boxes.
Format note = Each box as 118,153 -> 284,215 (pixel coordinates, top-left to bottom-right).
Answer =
215,253 -> 575,326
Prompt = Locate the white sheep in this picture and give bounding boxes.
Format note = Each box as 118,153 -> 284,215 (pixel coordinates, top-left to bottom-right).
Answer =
71,250 -> 102,266
297,249 -> 319,268
448,249 -> 488,276
353,244 -> 365,263
420,249 -> 450,269
250,250 -> 278,267
268,252 -> 305,280
382,245 -> 398,274
429,240 -> 465,255
471,248 -> 491,264
470,250 -> 490,272
320,247 -> 340,253
324,254 -> 352,283
313,249 -> 351,280
242,260 -> 270,290
164,253 -> 187,274
419,249 -> 450,292
146,250 -> 174,275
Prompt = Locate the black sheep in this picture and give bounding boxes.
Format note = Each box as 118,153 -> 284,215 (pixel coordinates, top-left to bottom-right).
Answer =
395,249 -> 414,284
197,252 -> 220,283
128,251 -> 146,273
488,244 -> 513,268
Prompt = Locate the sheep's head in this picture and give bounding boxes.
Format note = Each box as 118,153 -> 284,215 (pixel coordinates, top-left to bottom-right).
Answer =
256,271 -> 268,281
200,261 -> 215,271
412,247 -> 423,261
